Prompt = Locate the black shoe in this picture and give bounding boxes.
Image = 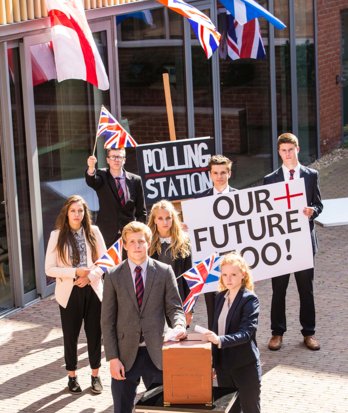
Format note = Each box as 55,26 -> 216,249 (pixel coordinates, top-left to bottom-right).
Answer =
91,376 -> 103,394
68,376 -> 82,394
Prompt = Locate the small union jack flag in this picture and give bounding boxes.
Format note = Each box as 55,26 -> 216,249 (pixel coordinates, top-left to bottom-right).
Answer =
96,105 -> 138,149
182,254 -> 221,313
94,237 -> 123,273
156,0 -> 221,58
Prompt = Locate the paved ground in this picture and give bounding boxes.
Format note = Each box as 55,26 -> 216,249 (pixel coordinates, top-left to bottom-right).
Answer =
0,149 -> 347,413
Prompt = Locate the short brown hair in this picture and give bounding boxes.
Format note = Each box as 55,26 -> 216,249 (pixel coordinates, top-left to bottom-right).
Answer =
277,133 -> 299,149
106,148 -> 126,157
122,221 -> 152,245
208,154 -> 232,172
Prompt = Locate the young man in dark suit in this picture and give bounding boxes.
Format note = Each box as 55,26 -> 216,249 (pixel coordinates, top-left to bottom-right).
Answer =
101,221 -> 187,413
195,155 -> 237,330
264,133 -> 323,351
86,148 -> 146,247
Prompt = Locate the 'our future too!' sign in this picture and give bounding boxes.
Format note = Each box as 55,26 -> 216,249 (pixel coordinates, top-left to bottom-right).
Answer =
182,179 -> 314,282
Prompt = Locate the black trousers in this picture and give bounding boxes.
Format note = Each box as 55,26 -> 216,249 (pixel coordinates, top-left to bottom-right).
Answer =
204,292 -> 216,330
59,285 -> 102,371
111,347 -> 163,413
216,361 -> 261,413
271,267 -> 315,337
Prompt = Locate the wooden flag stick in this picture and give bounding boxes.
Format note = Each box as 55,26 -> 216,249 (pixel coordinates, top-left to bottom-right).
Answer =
92,135 -> 99,157
162,73 -> 176,141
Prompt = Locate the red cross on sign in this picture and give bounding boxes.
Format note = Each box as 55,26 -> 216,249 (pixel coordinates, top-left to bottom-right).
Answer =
274,183 -> 304,209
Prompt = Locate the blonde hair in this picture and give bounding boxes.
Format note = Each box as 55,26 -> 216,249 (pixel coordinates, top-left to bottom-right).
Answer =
148,200 -> 190,260
218,252 -> 254,292
277,133 -> 299,149
122,221 -> 152,245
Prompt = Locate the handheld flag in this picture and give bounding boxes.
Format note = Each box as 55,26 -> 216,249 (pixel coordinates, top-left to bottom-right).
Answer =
219,0 -> 286,29
226,12 -> 266,60
181,254 -> 221,313
94,237 -> 123,274
96,105 -> 138,149
156,0 -> 221,58
46,0 -> 109,90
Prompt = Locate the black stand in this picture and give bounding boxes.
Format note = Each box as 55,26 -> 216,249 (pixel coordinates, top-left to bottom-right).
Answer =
135,386 -> 238,412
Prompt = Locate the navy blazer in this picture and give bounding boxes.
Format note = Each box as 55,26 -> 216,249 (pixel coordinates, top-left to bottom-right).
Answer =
263,165 -> 323,254
212,288 -> 260,370
85,168 -> 146,247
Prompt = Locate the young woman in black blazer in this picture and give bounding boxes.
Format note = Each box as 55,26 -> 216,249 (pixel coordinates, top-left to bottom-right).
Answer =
204,252 -> 261,413
148,200 -> 192,326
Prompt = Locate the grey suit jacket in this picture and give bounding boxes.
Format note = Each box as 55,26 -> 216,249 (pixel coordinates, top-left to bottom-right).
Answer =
101,258 -> 186,371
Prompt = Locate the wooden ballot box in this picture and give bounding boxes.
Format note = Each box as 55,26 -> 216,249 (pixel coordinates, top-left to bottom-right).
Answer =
162,334 -> 212,406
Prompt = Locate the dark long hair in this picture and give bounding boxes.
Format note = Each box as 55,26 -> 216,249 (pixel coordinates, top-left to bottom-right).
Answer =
55,195 -> 98,266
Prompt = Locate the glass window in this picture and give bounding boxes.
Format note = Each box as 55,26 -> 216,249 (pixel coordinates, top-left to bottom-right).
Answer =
274,0 -> 292,135
32,32 -> 110,285
295,0 -> 317,163
218,7 -> 272,188
118,8 -> 187,173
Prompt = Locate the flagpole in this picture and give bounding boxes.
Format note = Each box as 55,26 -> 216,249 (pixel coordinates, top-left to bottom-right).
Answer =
92,105 -> 104,156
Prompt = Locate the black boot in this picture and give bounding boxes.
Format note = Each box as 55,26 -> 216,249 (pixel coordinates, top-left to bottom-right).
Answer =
68,376 -> 82,394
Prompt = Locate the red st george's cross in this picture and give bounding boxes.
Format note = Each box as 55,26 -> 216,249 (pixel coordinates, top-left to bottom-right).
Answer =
274,183 -> 304,209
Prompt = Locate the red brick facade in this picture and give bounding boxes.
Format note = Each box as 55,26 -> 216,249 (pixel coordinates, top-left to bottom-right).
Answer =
317,0 -> 347,153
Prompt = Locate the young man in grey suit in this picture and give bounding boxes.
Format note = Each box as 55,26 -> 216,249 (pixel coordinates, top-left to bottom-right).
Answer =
101,221 -> 187,413
86,148 -> 147,248
264,133 -> 323,351
195,155 -> 237,330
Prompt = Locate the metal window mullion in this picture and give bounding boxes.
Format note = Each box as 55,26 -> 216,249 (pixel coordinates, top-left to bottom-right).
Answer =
184,17 -> 195,139
289,0 -> 298,137
0,42 -> 25,307
269,0 -> 278,170
20,39 -> 46,298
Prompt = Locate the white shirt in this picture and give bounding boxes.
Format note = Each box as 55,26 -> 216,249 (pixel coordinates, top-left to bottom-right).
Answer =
213,186 -> 230,195
282,164 -> 301,181
128,258 -> 148,290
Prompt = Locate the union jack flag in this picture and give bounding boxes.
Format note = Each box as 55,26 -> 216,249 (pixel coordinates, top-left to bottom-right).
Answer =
226,13 -> 265,60
94,237 -> 123,274
156,0 -> 221,58
219,0 -> 286,29
182,254 -> 221,313
96,105 -> 138,149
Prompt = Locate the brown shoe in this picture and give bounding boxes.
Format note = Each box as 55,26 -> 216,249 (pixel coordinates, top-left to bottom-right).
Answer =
304,336 -> 320,351
268,335 -> 283,351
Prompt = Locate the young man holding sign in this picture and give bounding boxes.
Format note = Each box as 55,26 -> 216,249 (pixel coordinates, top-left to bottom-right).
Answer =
195,155 -> 237,330
264,133 -> 323,351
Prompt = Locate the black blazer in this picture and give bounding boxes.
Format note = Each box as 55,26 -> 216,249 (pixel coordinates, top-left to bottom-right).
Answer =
151,251 -> 192,303
195,185 -> 237,198
212,288 -> 260,370
85,168 -> 146,247
263,165 -> 323,254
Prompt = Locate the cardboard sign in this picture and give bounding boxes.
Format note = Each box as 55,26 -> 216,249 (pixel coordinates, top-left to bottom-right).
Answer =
182,179 -> 314,281
136,137 -> 215,204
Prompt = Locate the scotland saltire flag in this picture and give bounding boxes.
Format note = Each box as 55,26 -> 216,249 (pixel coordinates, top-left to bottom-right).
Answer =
156,0 -> 221,58
219,0 -> 286,29
227,12 -> 265,60
94,237 -> 123,274
96,105 -> 138,149
182,254 -> 221,313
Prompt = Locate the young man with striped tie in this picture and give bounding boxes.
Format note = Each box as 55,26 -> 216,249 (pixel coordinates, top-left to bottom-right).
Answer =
86,148 -> 146,248
101,221 -> 187,413
263,133 -> 323,351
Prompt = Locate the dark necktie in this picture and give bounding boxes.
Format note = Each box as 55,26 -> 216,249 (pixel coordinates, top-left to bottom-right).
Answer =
115,177 -> 125,206
289,169 -> 295,180
135,266 -> 144,308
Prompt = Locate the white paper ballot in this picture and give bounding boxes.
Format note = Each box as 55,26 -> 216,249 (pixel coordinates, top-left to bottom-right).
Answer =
194,325 -> 209,334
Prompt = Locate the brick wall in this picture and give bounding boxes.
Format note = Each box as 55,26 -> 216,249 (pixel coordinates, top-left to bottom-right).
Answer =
317,0 -> 347,153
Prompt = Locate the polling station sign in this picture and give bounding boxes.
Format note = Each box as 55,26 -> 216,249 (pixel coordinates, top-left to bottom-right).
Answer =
182,178 -> 314,282
136,137 -> 214,204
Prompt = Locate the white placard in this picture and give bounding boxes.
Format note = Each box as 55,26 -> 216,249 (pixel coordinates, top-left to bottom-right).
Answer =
182,179 -> 313,282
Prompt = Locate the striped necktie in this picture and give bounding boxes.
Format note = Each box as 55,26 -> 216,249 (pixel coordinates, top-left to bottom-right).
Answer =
135,266 -> 144,308
115,177 -> 125,206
